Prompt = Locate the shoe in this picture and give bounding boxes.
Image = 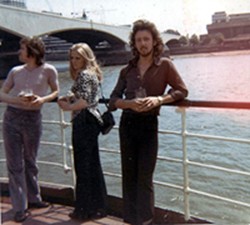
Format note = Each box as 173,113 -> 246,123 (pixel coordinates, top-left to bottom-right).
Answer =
14,210 -> 29,222
89,210 -> 107,219
69,210 -> 89,221
28,201 -> 50,209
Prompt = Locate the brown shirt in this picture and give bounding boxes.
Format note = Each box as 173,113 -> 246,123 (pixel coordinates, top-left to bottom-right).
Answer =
109,57 -> 188,115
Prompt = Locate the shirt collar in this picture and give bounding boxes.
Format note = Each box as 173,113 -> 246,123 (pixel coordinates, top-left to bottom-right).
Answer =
129,56 -> 161,67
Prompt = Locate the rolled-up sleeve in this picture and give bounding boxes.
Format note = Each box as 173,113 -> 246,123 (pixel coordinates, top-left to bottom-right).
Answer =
166,60 -> 188,101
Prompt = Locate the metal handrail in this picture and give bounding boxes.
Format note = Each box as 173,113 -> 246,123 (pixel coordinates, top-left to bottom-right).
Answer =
0,100 -> 250,222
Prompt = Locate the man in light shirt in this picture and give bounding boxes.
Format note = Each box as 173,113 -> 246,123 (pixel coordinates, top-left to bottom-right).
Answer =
0,36 -> 59,222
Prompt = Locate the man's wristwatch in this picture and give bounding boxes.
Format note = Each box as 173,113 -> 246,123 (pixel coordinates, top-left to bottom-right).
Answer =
157,96 -> 163,105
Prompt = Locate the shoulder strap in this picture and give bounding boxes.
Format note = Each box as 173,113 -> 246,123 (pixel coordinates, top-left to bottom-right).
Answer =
99,83 -> 109,110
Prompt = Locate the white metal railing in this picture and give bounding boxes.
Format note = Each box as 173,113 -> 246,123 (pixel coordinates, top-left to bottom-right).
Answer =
0,104 -> 75,187
0,101 -> 250,223
178,107 -> 250,220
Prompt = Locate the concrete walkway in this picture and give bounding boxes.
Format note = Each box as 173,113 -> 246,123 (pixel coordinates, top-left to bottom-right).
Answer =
1,196 -> 128,225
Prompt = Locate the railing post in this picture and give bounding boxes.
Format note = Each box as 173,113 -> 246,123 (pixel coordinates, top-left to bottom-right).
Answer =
58,107 -> 67,168
177,107 -> 190,221
58,107 -> 75,187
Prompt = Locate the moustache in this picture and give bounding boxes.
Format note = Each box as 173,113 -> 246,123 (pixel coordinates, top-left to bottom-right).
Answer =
140,46 -> 147,51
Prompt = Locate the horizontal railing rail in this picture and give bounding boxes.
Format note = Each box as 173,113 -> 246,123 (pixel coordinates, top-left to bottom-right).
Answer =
170,99 -> 250,109
0,99 -> 249,223
99,98 -> 250,109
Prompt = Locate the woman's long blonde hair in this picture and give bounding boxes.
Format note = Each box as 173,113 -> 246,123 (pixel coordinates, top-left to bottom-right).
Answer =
69,43 -> 103,81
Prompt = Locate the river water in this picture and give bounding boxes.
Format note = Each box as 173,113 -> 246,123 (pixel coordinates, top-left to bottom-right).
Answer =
0,50 -> 250,224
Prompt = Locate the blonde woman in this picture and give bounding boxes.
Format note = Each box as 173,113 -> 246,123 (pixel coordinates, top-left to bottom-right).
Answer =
57,43 -> 107,221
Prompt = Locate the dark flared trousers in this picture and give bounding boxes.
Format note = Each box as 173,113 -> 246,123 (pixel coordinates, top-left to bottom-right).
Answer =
72,110 -> 107,214
119,112 -> 158,225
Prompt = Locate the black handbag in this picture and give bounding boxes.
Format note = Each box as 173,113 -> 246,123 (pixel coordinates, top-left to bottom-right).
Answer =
101,110 -> 115,135
100,84 -> 115,135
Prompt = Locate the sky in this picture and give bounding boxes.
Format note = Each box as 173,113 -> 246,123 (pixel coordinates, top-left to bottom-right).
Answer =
26,0 -> 250,36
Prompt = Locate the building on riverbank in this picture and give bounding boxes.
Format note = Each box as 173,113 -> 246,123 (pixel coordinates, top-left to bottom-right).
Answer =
169,11 -> 250,56
207,11 -> 250,38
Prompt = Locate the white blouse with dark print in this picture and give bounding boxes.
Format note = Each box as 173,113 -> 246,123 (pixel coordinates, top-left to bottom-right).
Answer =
71,70 -> 102,122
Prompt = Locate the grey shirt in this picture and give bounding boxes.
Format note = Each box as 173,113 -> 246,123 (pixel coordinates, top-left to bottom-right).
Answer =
3,63 -> 59,110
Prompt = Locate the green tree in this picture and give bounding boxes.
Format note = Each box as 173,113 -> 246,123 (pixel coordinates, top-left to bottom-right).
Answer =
164,29 -> 180,35
214,33 -> 225,45
200,35 -> 212,45
179,35 -> 188,46
189,34 -> 199,46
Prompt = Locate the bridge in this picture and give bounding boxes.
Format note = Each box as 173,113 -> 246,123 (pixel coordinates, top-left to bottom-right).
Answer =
0,4 -> 179,49
0,4 -> 180,78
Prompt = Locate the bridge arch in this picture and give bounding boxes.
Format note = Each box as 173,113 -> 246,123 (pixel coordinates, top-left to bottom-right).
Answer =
0,28 -> 22,52
0,4 -> 180,77
44,28 -> 128,51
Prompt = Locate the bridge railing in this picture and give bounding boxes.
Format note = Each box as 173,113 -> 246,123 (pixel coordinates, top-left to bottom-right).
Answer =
0,100 -> 250,222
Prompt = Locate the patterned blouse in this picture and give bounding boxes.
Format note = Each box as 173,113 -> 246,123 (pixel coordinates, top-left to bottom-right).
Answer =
71,70 -> 101,122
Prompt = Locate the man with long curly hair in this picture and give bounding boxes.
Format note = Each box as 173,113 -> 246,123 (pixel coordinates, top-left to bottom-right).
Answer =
109,19 -> 188,225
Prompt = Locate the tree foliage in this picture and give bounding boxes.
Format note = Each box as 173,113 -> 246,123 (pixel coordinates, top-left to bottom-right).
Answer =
213,33 -> 225,44
189,34 -> 199,46
164,29 -> 180,35
179,35 -> 188,45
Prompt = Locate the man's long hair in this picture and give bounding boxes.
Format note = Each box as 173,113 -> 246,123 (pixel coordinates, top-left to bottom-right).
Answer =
129,19 -> 164,58
20,36 -> 45,66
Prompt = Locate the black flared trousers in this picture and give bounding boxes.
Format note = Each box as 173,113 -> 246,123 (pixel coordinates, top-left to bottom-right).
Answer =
72,110 -> 107,214
119,112 -> 158,225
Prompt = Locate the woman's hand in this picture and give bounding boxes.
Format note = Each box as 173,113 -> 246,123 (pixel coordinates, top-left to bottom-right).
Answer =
57,97 -> 71,111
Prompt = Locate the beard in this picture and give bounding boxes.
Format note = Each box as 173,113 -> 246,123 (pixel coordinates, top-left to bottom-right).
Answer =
138,47 -> 154,58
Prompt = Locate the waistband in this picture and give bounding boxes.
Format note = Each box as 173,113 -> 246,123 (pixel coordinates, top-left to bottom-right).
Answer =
6,106 -> 41,114
122,111 -> 158,118
123,108 -> 160,116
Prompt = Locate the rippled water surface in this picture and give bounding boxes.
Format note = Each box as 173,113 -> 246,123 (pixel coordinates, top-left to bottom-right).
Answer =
1,50 -> 250,223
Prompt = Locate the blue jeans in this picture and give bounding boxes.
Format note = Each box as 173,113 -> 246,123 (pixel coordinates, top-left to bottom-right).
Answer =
3,106 -> 42,213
